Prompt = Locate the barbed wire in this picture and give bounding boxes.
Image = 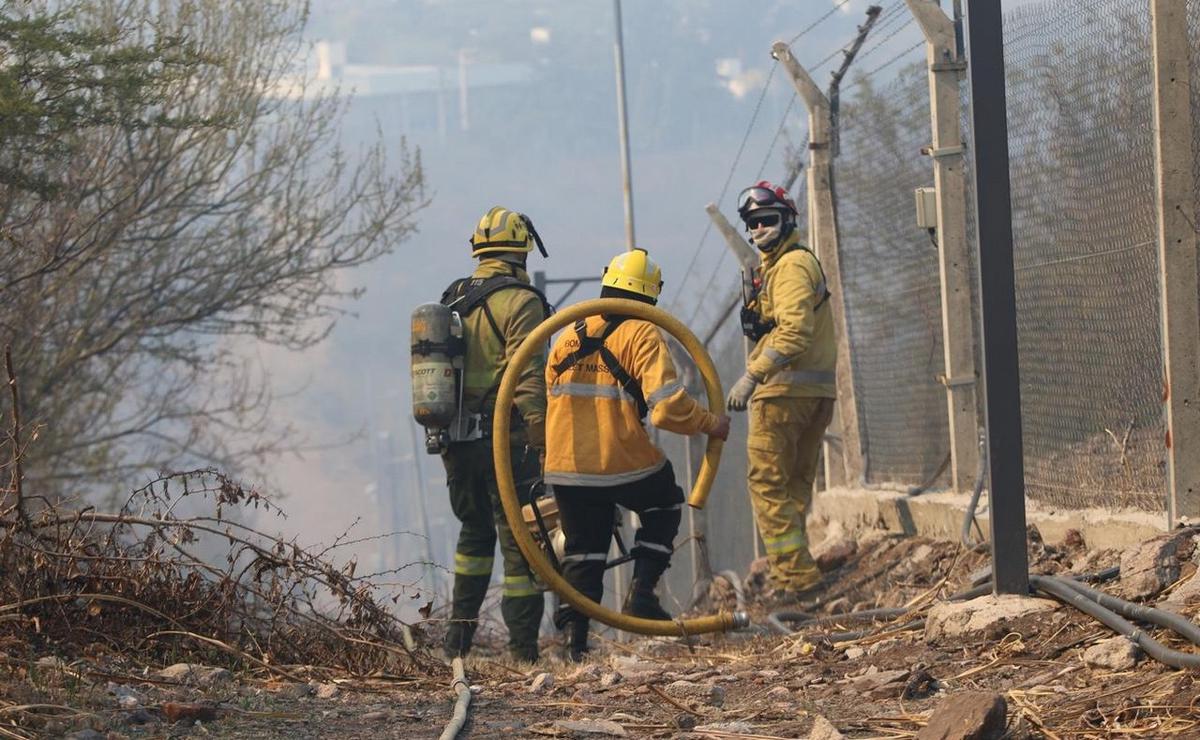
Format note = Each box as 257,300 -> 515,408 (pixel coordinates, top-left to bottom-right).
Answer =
855,15 -> 918,63
805,2 -> 908,83
756,93 -> 800,181
787,0 -> 853,45
669,61 -> 779,307
684,89 -> 805,326
677,3 -> 919,321
846,39 -> 925,91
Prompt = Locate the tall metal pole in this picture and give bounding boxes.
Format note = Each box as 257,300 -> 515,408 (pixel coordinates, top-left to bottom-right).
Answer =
612,0 -> 636,250
963,0 -> 1028,595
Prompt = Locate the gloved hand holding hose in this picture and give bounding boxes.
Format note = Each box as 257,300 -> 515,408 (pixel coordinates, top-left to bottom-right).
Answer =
726,371 -> 762,411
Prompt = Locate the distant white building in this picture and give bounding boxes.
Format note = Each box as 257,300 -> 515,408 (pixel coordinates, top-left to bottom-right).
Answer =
271,41 -> 535,138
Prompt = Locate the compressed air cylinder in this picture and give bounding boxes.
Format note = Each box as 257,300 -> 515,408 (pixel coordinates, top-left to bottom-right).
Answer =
410,302 -> 460,429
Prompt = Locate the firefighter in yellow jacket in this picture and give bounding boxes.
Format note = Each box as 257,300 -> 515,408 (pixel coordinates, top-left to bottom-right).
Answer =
440,206 -> 551,663
726,181 -> 837,602
544,248 -> 730,661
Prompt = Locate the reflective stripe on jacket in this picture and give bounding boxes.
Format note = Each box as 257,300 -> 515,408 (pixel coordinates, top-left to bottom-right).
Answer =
458,260 -> 548,430
747,233 -> 837,400
544,315 -> 719,486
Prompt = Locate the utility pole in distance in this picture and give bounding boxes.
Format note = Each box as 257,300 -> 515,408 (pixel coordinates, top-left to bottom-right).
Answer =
963,0 -> 1029,596
612,0 -> 636,251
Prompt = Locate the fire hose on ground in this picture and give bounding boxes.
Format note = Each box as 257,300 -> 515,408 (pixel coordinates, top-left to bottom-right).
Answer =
437,657 -> 471,740
492,298 -> 750,637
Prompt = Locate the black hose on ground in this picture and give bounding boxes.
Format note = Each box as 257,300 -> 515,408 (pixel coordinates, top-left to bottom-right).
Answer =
768,555 -> 1200,670
1045,575 -> 1200,646
1029,575 -> 1200,670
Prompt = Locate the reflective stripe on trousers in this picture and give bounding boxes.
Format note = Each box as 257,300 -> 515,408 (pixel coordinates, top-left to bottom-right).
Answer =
503,575 -> 540,598
762,529 -> 806,555
454,552 -> 494,576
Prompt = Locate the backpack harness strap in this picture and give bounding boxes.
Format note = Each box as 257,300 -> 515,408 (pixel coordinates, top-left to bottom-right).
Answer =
797,246 -> 832,311
550,318 -> 648,420
440,272 -> 553,420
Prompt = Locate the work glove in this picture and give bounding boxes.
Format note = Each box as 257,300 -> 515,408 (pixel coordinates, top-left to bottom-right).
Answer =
525,419 -> 546,449
725,372 -> 761,412
524,419 -> 546,469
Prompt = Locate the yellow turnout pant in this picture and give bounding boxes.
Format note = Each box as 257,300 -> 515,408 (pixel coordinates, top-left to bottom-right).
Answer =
746,396 -> 835,591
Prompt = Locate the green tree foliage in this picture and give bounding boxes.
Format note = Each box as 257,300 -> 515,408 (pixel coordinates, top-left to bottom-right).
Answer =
0,0 -> 425,497
0,5 -> 207,198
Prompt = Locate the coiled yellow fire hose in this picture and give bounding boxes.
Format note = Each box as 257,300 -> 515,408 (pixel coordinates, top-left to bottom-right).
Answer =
492,298 -> 749,636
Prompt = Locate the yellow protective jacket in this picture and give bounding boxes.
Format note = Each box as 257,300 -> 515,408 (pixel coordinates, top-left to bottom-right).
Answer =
455,259 -> 548,442
747,232 -> 837,400
543,315 -> 720,486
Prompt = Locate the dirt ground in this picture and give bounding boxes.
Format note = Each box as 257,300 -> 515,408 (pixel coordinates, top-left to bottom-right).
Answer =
5,528 -> 1200,739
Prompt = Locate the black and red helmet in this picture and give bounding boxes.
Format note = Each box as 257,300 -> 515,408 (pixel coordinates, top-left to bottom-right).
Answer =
736,180 -> 799,220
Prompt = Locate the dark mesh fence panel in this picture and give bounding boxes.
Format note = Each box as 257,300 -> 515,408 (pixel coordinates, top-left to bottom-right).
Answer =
837,61 -> 950,485
999,1 -> 1165,511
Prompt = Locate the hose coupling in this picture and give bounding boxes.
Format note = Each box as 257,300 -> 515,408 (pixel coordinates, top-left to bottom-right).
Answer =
731,611 -> 752,629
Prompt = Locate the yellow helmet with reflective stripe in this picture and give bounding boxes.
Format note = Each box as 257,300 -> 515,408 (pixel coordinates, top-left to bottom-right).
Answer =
470,205 -> 548,258
601,248 -> 662,300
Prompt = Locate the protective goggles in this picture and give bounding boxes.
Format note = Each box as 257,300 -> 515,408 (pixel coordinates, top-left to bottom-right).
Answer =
737,185 -> 789,212
745,212 -> 782,230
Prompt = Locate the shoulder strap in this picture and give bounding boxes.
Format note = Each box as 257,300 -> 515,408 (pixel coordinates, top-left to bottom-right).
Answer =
442,274 -> 553,342
795,246 -> 832,311
550,317 -> 647,419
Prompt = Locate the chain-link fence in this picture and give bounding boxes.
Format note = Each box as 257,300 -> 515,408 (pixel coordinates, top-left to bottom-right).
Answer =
836,61 -> 950,486
671,0 -> 1200,585
1000,0 -> 1166,512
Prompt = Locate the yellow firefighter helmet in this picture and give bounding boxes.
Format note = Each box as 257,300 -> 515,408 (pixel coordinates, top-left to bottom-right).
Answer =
469,206 -> 548,258
601,247 -> 663,300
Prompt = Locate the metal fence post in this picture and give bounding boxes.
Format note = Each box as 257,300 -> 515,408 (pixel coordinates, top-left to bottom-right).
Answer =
772,41 -> 866,486
908,0 -> 980,492
1151,0 -> 1200,525
963,0 -> 1029,595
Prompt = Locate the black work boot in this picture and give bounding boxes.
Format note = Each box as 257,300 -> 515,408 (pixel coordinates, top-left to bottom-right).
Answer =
567,619 -> 590,663
622,579 -> 672,621
443,620 -> 477,660
510,643 -> 538,664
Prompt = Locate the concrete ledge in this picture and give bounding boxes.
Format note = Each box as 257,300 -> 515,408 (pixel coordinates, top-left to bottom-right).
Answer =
810,486 -> 1168,550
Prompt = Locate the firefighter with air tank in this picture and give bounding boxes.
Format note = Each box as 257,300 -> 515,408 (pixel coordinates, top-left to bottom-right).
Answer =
726,181 -> 837,604
411,206 -> 552,663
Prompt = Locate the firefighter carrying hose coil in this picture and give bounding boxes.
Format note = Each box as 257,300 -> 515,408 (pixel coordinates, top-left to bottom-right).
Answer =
543,248 -> 731,661
726,181 -> 837,605
430,205 -> 552,663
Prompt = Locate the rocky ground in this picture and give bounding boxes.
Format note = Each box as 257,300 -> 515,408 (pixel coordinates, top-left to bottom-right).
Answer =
4,525 -> 1200,739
